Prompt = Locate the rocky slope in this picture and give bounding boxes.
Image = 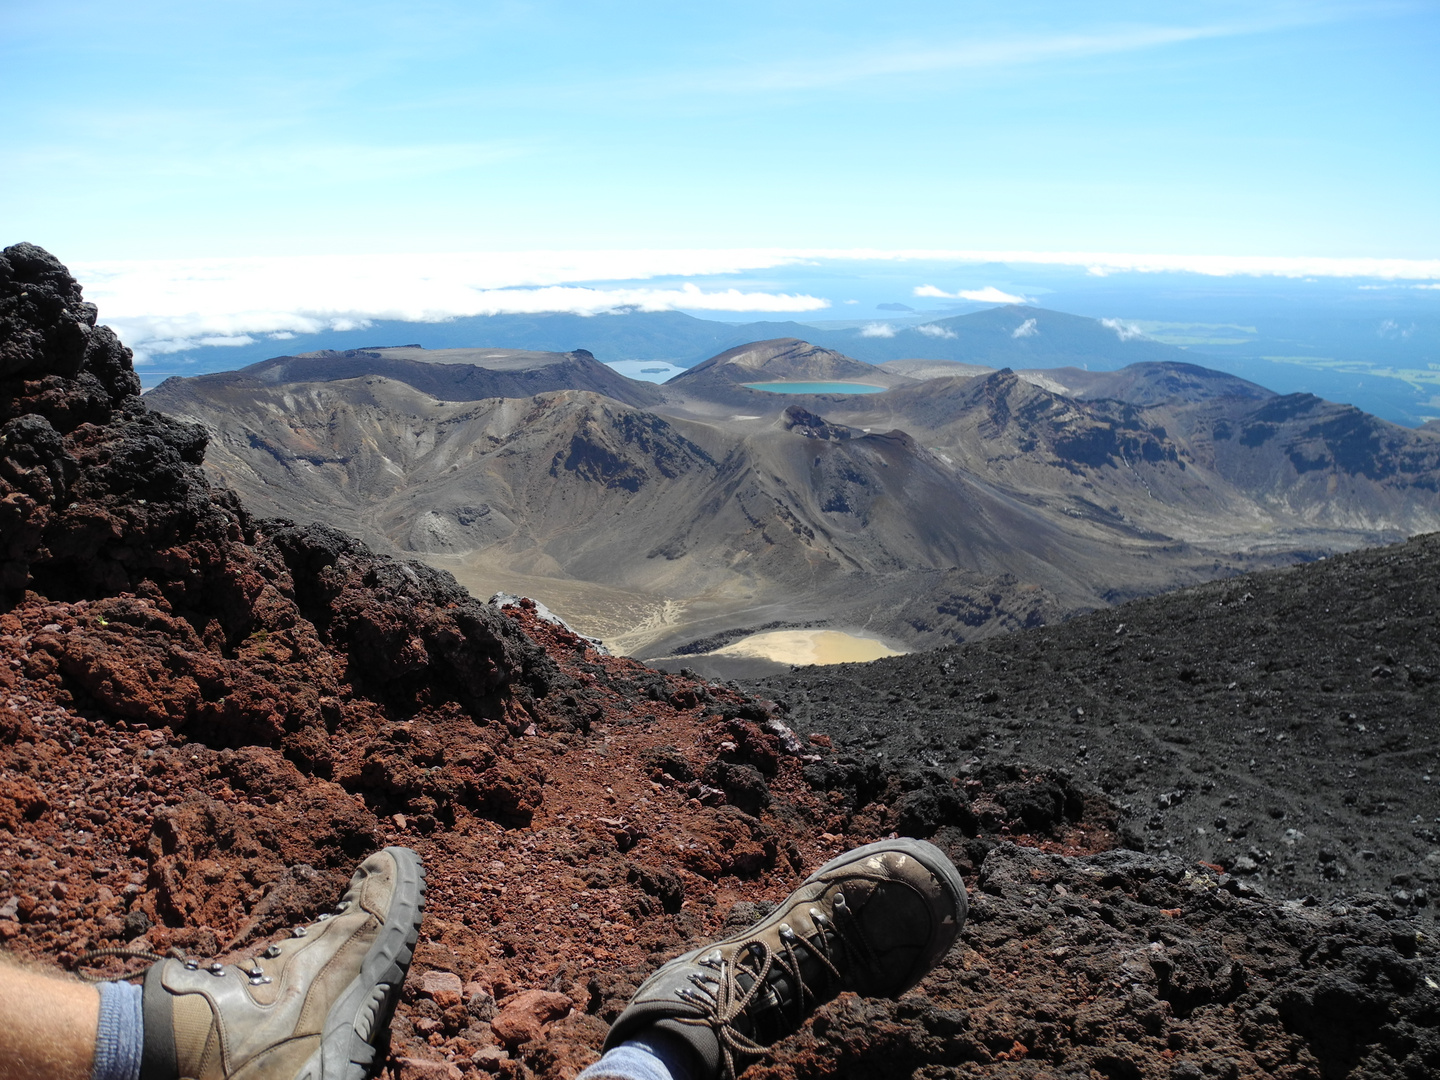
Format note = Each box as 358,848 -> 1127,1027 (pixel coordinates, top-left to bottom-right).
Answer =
1018,361 -> 1274,408
749,532 -> 1440,915
831,369 -> 1440,542
1,244 -> 1436,1080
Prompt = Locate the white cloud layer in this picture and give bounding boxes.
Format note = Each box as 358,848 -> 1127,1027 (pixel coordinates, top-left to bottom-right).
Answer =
70,247 -> 1440,362
916,323 -> 957,339
861,322 -> 897,338
1012,318 -> 1039,339
1100,318 -> 1147,342
914,284 -> 1028,303
896,251 -> 1440,280
72,251 -> 833,362
1378,319 -> 1415,340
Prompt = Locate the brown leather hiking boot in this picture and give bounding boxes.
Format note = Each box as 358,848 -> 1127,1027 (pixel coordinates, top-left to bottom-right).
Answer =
141,847 -> 426,1080
602,838 -> 967,1080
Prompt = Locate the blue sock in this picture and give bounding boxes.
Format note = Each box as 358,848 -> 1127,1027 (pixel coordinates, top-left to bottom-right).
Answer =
92,981 -> 144,1080
576,1029 -> 699,1080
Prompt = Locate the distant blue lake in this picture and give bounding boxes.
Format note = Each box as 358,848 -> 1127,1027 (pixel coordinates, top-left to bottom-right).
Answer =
742,381 -> 887,395
605,359 -> 686,384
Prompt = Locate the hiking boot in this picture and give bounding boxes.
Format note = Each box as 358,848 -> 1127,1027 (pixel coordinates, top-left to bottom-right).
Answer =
141,847 -> 426,1080
602,837 -> 967,1080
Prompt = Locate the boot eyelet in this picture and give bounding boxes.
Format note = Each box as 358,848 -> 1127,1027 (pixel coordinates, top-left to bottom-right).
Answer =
263,945 -> 282,959
292,926 -> 308,938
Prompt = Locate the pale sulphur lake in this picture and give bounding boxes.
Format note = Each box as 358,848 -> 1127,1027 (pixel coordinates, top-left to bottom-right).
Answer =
709,629 -> 906,665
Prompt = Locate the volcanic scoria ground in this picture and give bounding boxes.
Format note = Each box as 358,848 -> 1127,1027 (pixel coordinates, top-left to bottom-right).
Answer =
0,242 -> 1436,1080
748,533 -> 1440,920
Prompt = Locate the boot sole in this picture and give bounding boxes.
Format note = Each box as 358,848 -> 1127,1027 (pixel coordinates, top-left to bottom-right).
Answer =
301,847 -> 427,1080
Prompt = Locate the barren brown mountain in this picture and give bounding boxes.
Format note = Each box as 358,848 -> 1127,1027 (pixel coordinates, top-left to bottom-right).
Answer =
147,330 -> 1440,670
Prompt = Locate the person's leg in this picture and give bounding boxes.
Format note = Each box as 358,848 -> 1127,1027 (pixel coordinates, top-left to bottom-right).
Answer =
576,1026 -> 698,1080
595,838 -> 967,1080
0,955 -> 100,1080
141,846 -> 425,1080
0,845 -> 424,1080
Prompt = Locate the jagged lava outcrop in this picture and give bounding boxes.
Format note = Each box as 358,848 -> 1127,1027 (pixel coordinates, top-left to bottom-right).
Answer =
0,245 -> 1436,1080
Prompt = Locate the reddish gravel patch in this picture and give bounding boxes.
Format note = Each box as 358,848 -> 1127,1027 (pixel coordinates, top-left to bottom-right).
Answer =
0,594 -> 1112,1078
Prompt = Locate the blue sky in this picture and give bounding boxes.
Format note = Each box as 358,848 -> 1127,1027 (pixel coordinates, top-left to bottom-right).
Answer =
2,0 -> 1439,379
4,1 -> 1437,260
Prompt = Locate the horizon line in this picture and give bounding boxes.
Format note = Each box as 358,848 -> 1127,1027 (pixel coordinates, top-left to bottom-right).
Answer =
68,247 -> 1440,283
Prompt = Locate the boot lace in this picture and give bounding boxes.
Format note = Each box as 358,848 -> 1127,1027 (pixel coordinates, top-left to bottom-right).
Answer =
680,891 -> 879,1080
70,945 -> 177,982
68,900 -> 352,983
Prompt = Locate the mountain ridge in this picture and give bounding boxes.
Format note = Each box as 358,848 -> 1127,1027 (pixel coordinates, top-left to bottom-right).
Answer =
162,343 -> 665,409
147,330 -> 1440,662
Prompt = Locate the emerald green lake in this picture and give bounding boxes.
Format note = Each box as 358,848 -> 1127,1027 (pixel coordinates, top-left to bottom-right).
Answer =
741,381 -> 887,395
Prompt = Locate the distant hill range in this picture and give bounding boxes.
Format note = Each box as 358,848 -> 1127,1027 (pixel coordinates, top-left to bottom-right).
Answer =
146,306 -> 1440,663
199,345 -> 664,408
144,310 -> 827,376
668,305 -> 1191,373
821,305 -> 1193,368
149,304 -> 1206,376
140,297 -> 1440,428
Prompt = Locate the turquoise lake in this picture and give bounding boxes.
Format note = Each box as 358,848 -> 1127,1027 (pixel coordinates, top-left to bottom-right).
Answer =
741,381 -> 887,395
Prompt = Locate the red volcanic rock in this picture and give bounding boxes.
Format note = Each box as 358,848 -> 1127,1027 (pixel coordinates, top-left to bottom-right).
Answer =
0,773 -> 48,831
395,1058 -> 463,1080
469,1046 -> 509,1071
419,970 -> 464,1010
490,989 -> 574,1048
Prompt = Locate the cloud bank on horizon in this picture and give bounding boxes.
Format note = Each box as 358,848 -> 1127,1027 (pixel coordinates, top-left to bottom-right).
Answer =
915,285 -> 1029,304
70,248 -> 1440,362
